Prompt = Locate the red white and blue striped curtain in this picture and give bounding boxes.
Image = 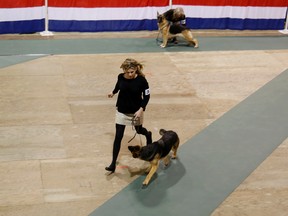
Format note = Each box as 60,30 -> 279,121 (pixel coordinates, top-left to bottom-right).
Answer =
173,0 -> 288,30
0,0 -> 45,34
0,0 -> 287,34
48,0 -> 169,32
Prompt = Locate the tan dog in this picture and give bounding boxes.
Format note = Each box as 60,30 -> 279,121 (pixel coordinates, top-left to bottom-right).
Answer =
128,129 -> 179,186
157,12 -> 199,48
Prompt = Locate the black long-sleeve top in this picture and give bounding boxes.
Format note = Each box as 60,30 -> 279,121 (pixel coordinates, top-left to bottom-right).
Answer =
112,73 -> 150,113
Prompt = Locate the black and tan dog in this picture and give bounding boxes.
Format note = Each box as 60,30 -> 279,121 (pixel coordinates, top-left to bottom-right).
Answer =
128,129 -> 179,186
157,12 -> 199,48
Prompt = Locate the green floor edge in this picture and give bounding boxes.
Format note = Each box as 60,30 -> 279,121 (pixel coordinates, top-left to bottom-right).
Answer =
1,36 -> 288,69
1,36 -> 288,56
89,68 -> 288,216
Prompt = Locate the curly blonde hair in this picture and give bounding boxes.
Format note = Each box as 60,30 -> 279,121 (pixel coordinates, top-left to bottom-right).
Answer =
120,58 -> 145,77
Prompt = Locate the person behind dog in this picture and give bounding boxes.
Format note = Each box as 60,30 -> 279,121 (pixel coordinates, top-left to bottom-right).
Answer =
105,58 -> 152,173
163,7 -> 186,43
163,7 -> 186,25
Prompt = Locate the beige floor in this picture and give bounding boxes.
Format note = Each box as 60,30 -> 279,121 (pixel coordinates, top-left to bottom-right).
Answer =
0,31 -> 288,216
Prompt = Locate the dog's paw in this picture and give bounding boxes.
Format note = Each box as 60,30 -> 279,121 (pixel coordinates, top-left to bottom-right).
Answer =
160,44 -> 166,48
142,177 -> 151,186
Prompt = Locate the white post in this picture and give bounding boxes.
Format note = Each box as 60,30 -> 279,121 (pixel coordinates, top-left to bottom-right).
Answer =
279,7 -> 288,34
40,0 -> 53,36
169,0 -> 172,8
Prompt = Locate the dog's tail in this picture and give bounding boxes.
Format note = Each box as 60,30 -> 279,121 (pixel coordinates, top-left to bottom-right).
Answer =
159,129 -> 167,135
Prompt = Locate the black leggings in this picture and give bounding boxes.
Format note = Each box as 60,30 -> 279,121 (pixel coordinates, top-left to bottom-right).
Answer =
109,124 -> 150,167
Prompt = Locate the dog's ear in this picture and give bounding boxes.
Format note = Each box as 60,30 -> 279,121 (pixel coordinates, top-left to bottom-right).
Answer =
157,11 -> 159,16
128,146 -> 134,152
128,145 -> 141,158
157,14 -> 163,23
128,145 -> 141,152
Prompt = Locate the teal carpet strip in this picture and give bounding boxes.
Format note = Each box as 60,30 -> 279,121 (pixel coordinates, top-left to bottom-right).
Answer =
89,68 -> 288,216
0,36 -> 288,56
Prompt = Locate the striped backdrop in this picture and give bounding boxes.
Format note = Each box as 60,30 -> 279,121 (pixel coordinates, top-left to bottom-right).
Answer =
0,0 -> 287,34
0,0 -> 45,34
48,0 -> 169,32
174,0 -> 288,30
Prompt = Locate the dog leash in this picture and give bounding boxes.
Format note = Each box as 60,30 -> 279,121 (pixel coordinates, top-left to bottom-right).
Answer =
128,131 -> 137,143
155,22 -> 171,46
127,118 -> 143,146
128,118 -> 137,143
127,128 -> 143,146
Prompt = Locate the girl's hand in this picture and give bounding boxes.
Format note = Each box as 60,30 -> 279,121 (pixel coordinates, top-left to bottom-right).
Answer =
108,92 -> 114,98
134,107 -> 143,119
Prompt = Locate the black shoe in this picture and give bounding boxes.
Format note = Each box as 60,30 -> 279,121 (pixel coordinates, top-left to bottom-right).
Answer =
105,165 -> 115,173
146,131 -> 152,145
